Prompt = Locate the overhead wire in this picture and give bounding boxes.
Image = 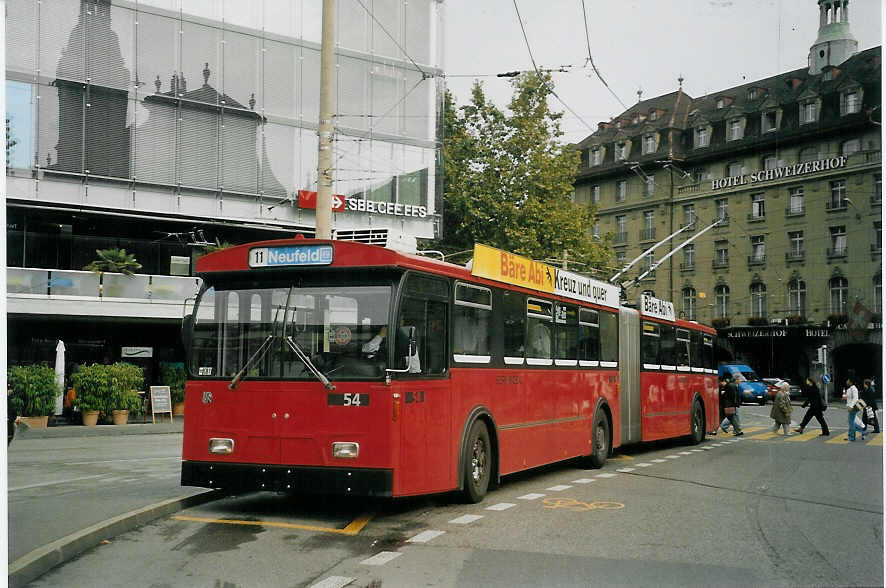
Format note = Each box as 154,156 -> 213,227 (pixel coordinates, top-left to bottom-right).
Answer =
580,0 -> 628,110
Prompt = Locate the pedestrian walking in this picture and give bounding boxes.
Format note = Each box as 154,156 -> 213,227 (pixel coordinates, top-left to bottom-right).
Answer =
770,381 -> 793,435
794,377 -> 830,436
719,374 -> 743,436
843,377 -> 866,442
861,378 -> 880,433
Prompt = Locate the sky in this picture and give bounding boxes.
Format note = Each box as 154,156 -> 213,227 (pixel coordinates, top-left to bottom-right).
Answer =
443,0 -> 883,144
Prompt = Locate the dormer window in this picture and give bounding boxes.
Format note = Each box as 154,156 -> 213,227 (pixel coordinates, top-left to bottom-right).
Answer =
615,120 -> 622,129
694,126 -> 709,148
615,142 -> 628,161
801,100 -> 818,124
591,147 -> 601,166
716,98 -> 725,109
649,110 -> 658,121
727,118 -> 744,141
841,89 -> 861,115
632,114 -> 640,124
762,109 -> 778,133
642,134 -> 656,155
747,88 -> 758,100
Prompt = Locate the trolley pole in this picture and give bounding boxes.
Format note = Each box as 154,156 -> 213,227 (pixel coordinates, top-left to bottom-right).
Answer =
315,0 -> 335,239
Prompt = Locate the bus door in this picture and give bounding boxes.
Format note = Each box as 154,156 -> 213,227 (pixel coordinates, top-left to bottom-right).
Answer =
393,274 -> 451,495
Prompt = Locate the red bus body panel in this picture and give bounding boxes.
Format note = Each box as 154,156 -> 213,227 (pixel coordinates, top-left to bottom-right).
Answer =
639,371 -> 718,441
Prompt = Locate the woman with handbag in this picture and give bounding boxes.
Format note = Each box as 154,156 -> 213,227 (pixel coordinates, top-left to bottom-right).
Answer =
861,379 -> 880,433
794,377 -> 830,436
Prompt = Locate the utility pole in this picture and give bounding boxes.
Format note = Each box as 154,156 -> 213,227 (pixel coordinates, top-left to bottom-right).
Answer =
315,0 -> 335,239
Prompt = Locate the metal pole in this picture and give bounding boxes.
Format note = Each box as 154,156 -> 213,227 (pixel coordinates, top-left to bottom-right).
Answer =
315,0 -> 335,239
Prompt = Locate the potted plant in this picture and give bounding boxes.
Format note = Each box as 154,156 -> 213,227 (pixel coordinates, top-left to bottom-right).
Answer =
84,247 -> 142,275
160,364 -> 186,415
108,362 -> 144,425
71,364 -> 111,425
8,365 -> 58,428
711,317 -> 730,329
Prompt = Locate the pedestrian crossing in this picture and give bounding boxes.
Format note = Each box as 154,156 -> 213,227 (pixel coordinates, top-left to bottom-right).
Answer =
718,425 -> 882,446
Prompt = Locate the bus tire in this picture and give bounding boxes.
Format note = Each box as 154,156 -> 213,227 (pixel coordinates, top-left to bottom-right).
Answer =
689,399 -> 705,445
462,420 -> 491,503
588,410 -> 610,469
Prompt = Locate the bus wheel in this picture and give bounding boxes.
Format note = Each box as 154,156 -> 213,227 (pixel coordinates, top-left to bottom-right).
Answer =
588,411 -> 609,469
462,420 -> 491,503
689,400 -> 705,445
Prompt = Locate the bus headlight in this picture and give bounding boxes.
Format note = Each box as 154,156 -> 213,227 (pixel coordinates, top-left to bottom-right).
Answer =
332,442 -> 359,459
208,438 -> 234,455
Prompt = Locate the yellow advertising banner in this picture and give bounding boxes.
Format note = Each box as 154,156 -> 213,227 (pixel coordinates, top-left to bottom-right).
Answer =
471,244 -> 555,293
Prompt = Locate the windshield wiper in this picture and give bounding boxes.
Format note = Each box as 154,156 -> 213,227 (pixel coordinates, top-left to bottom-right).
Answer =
284,336 -> 336,391
229,334 -> 275,390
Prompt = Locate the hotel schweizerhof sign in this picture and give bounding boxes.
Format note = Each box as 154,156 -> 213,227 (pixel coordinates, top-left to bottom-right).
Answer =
710,156 -> 848,191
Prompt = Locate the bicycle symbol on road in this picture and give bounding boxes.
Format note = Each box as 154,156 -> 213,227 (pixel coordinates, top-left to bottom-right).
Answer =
542,497 -> 624,512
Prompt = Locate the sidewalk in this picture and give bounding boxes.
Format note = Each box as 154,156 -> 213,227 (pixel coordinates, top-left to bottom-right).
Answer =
8,416 -> 221,588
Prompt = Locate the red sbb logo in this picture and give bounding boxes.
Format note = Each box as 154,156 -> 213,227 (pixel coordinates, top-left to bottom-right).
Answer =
298,190 -> 346,212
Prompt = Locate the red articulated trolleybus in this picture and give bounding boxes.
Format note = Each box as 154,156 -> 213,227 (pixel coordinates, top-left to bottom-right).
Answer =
180,237 -> 719,501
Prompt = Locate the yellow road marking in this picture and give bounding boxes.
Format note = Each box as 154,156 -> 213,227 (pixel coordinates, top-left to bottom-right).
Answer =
868,433 -> 884,446
542,497 -> 624,511
739,426 -> 766,433
172,512 -> 375,536
826,435 -> 849,445
749,431 -> 782,440
786,430 -> 820,442
612,454 -> 634,461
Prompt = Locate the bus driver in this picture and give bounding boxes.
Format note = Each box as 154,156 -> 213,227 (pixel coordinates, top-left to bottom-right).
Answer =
362,325 -> 420,373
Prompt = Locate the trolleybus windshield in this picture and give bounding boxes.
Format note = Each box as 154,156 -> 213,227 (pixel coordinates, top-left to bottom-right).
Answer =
189,284 -> 392,382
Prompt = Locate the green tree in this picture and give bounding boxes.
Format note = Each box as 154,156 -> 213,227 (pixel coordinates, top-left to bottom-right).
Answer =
438,72 -> 611,271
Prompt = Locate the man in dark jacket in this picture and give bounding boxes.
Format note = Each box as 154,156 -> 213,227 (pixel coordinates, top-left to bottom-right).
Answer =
861,378 -> 880,433
719,374 -> 744,436
794,377 -> 830,436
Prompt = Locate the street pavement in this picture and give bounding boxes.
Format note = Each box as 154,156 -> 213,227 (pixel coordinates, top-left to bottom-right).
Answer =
6,418 -> 218,588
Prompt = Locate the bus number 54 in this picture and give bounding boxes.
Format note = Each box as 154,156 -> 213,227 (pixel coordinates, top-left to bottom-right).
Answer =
328,393 -> 369,406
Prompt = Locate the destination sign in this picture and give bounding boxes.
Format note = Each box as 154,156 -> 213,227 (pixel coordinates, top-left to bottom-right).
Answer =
471,244 -> 555,293
640,293 -> 676,322
554,268 -> 620,310
248,245 -> 333,268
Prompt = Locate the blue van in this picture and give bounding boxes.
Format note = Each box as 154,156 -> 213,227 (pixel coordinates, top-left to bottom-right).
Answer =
718,364 -> 768,405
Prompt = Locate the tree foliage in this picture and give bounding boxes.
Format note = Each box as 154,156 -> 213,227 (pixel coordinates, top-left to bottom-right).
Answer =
438,72 -> 611,271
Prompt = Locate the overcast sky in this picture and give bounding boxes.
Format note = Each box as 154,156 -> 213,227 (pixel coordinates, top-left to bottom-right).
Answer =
443,0 -> 882,143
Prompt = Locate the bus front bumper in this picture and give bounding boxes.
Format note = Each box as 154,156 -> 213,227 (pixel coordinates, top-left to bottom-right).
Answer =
181,461 -> 393,497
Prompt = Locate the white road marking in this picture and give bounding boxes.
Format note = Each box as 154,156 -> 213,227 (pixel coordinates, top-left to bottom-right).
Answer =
651,459 -> 667,463
407,530 -> 445,543
679,451 -> 692,455
595,473 -> 617,478
518,493 -> 546,500
449,514 -> 484,524
546,484 -> 572,491
9,474 -> 108,492
665,455 -> 680,459
636,463 -> 653,468
616,468 -> 635,473
310,576 -> 355,588
690,449 -> 703,452
486,502 -> 516,511
571,478 -> 596,484
361,552 -> 402,566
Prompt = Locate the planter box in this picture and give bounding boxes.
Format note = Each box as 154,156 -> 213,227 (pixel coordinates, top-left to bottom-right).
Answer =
19,416 -> 48,429
82,410 -> 100,426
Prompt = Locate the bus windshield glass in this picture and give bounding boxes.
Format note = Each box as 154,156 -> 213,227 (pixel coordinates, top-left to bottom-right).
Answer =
189,284 -> 392,382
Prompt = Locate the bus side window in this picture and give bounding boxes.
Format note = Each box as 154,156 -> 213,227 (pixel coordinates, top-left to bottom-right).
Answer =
676,328 -> 691,368
659,324 -> 676,366
578,308 -> 599,363
502,291 -> 525,363
453,282 -> 492,360
599,310 -> 618,365
702,334 -> 715,370
690,330 -> 703,370
554,304 -> 578,362
642,322 -> 660,366
526,298 -> 553,361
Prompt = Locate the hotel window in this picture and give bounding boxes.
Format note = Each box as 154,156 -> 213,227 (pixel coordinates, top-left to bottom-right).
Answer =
762,109 -> 778,132
829,277 -> 849,315
716,98 -> 725,109
615,215 -> 626,235
829,179 -> 846,208
615,142 -> 628,161
788,231 -> 804,258
643,134 -> 656,155
644,176 -> 655,197
874,221 -> 881,251
592,223 -> 600,239
750,283 -> 767,318
874,174 -> 882,204
683,204 -> 696,227
692,167 -> 709,182
615,250 -> 626,266
649,111 -> 658,121
875,275 -> 882,314
592,185 -> 600,203
644,252 -> 655,271
829,226 -> 847,255
762,155 -> 777,170
801,101 -> 818,124
728,118 -> 743,141
750,236 -> 765,262
682,287 -> 697,320
788,279 -> 806,317
841,138 -> 860,156
643,210 -> 655,231
842,89 -> 860,115
694,127 -> 709,148
747,88 -> 759,100
799,146 -> 819,163
682,245 -> 695,270
788,187 -> 804,214
616,180 -> 627,202
591,147 -> 601,165
727,161 -> 742,177
715,241 -> 729,265
751,193 -> 765,219
716,198 -> 728,220
715,285 -> 730,318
